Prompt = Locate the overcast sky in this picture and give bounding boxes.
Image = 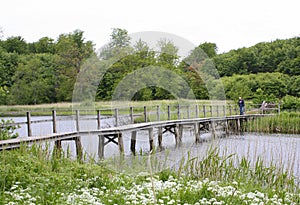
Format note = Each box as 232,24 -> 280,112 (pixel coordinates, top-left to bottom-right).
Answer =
1,0 -> 299,53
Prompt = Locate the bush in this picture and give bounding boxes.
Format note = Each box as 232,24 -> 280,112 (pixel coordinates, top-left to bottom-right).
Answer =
282,95 -> 300,110
0,119 -> 19,140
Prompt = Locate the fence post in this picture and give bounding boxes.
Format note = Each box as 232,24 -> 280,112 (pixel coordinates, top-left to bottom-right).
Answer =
167,105 -> 171,120
210,105 -> 213,117
203,105 -> 206,118
130,107 -> 134,124
229,105 -> 232,116
97,110 -> 101,129
52,110 -> 57,133
157,105 -> 160,121
26,111 -> 32,137
177,105 -> 181,119
75,110 -> 80,131
195,105 -> 199,118
187,105 -> 190,119
223,105 -> 226,116
144,106 -> 147,122
115,108 -> 119,126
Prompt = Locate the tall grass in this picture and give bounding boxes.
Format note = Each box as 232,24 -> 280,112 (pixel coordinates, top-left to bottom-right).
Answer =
0,143 -> 299,204
248,111 -> 300,134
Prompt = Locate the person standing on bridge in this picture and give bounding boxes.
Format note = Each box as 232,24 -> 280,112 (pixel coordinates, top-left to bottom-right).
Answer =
238,97 -> 245,115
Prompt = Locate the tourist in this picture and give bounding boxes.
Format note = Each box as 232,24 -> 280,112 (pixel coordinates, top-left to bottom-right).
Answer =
238,96 -> 245,115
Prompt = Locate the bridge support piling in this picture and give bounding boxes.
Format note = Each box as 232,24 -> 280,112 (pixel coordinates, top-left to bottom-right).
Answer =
118,133 -> 124,155
194,123 -> 201,143
130,131 -> 137,155
174,124 -> 182,148
158,127 -> 163,151
148,128 -> 154,152
98,135 -> 104,159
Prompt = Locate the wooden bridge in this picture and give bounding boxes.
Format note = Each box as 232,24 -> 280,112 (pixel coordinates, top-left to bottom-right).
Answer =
0,103 -> 278,159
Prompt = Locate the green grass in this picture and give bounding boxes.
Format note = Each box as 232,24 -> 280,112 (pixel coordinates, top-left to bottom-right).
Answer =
0,144 -> 299,204
248,111 -> 300,134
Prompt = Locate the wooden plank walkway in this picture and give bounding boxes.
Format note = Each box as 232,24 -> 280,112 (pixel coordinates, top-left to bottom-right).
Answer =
0,114 -> 266,158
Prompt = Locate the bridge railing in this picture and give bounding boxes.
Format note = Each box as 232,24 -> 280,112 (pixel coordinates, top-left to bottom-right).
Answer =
0,103 -> 280,138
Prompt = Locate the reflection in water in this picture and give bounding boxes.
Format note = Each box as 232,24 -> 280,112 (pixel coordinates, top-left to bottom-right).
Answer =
3,116 -> 300,180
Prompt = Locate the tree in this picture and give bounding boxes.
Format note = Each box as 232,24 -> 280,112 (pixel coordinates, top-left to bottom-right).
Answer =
199,42 -> 217,58
8,54 -> 59,104
99,28 -> 132,60
2,36 -> 28,54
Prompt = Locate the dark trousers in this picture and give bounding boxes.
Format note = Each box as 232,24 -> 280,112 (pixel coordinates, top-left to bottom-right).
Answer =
239,106 -> 244,115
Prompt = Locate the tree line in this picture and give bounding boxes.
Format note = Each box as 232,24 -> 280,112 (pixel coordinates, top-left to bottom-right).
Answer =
0,28 -> 299,108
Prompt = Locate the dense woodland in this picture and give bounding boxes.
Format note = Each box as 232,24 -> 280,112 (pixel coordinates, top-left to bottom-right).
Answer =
0,28 -> 299,109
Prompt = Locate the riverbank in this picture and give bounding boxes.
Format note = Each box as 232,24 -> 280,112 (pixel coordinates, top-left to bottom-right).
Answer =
0,145 -> 299,204
248,111 -> 300,134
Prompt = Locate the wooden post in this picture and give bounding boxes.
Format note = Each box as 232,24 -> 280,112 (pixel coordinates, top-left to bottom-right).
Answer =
210,105 -> 213,117
195,105 -> 199,118
203,105 -> 206,118
177,105 -> 180,119
158,127 -> 163,151
148,128 -> 154,152
115,108 -> 119,127
216,105 -> 219,117
98,135 -> 104,159
52,110 -> 57,133
223,105 -> 226,116
187,105 -> 190,119
26,111 -> 32,137
53,110 -> 61,151
130,107 -> 134,124
167,105 -> 171,120
157,105 -> 160,121
75,110 -> 80,131
225,120 -> 229,137
97,110 -> 101,130
118,133 -> 124,155
179,124 -> 183,142
174,125 -> 181,148
75,110 -> 83,161
194,123 -> 201,143
144,106 -> 147,122
229,105 -> 232,116
211,121 -> 216,138
130,131 -> 137,155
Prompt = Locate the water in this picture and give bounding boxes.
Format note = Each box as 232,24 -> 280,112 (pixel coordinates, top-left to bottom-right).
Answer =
2,116 -> 300,179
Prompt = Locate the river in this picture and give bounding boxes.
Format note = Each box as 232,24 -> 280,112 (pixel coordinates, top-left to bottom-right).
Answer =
2,116 -> 300,180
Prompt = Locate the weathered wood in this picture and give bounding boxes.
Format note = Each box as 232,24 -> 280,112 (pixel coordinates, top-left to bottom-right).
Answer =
130,131 -> 137,155
210,105 -> 213,117
144,106 -> 147,122
194,123 -> 201,143
174,125 -> 181,148
148,128 -> 154,152
203,105 -> 206,118
115,108 -> 119,127
223,105 -> 226,116
75,137 -> 83,161
187,105 -> 190,119
195,105 -> 199,118
216,105 -> 219,117
52,110 -> 57,133
118,133 -> 124,155
75,110 -> 80,131
26,111 -> 32,137
130,107 -> 134,124
229,105 -> 232,116
98,135 -> 104,159
158,127 -> 163,151
97,110 -> 101,130
167,105 -> 171,120
157,105 -> 160,121
177,105 -> 181,119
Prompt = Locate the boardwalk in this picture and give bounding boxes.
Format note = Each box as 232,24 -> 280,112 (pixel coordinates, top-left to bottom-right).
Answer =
0,104 -> 278,159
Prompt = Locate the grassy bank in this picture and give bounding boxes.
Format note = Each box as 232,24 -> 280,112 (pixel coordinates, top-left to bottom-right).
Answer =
248,112 -> 300,134
0,145 -> 299,204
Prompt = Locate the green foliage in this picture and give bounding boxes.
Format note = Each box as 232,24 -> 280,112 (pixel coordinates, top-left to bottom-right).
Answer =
282,95 -> 300,110
0,119 -> 19,140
